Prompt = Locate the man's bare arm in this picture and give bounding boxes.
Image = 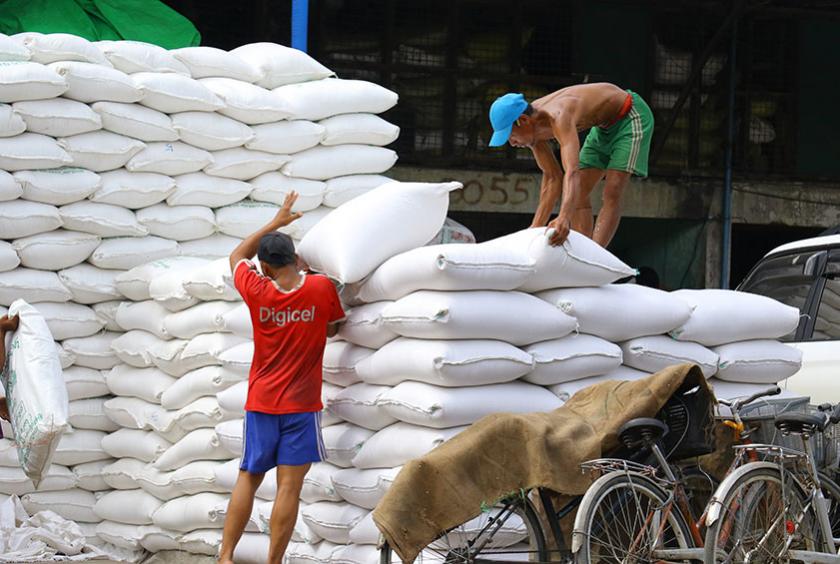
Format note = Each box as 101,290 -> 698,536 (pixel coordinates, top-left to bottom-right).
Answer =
229,192 -> 301,271
547,111 -> 582,245
530,141 -> 564,228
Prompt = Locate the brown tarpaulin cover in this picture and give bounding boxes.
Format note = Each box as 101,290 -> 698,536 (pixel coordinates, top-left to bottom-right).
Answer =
373,364 -> 712,562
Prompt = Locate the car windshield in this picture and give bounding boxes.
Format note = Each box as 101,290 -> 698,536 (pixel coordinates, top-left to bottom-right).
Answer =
739,250 -> 820,341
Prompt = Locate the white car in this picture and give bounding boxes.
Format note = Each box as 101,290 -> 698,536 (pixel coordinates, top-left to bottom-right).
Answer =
738,233 -> 840,401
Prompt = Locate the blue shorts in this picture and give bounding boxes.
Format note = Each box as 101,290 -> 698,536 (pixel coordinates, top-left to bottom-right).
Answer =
240,411 -> 325,473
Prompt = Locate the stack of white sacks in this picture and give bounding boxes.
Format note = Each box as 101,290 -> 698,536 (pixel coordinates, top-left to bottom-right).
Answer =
0,31 -> 399,561
0,32 -> 805,564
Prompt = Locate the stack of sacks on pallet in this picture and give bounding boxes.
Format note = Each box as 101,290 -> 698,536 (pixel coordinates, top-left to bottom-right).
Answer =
0,31 -> 399,560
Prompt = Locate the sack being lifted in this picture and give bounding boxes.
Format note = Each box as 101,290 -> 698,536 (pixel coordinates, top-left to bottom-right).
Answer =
1,299 -> 68,487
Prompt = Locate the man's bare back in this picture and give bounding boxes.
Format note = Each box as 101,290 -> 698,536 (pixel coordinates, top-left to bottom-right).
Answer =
530,83 -> 631,138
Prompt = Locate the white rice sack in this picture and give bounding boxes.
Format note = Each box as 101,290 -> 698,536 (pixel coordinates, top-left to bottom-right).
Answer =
111,330 -> 166,367
105,365 -> 176,404
178,529 -> 225,556
537,285 -> 692,342
621,336 -> 719,378
58,342 -> 76,369
126,141 -> 213,176
132,72 -> 223,113
275,78 -> 397,120
63,366 -> 109,400
0,169 -> 21,200
153,428 -> 231,471
322,174 -> 391,208
115,256 -> 205,301
299,462 -> 343,503
283,145 -> 396,180
0,132 -> 72,170
301,502 -> 368,544
169,172 -> 251,207
48,60 -> 141,103
179,333 -> 248,373
115,300 -> 169,337
14,167 -> 101,205
171,460 -> 227,496
249,173 -> 324,210
170,396 -> 237,432
13,98 -> 101,136
180,234 -> 242,260
0,200 -> 62,238
163,301 -> 236,340
352,423 -> 465,469
322,423 -> 374,468
714,340 -> 803,384
163,367 -> 242,412
95,521 -> 144,550
216,380 -> 246,414
331,467 -> 400,510
21,489 -> 98,523
357,337 -> 534,387
348,513 -> 381,545
17,33 -> 108,65
52,429 -> 108,466
59,201 -> 146,237
90,236 -> 179,270
136,204 -> 216,241
320,113 -> 399,146
101,429 -> 170,463
286,541 -> 341,564
0,62 -> 67,102
382,290 -> 577,346
57,131 -> 145,172
357,244 -> 534,302
337,302 -> 397,349
33,302 -> 103,340
214,419 -> 243,456
171,46 -> 259,81
91,101 -> 177,141
92,300 -> 121,331
380,380 -> 563,429
101,457 -> 144,490
71,459 -> 111,491
68,397 -> 118,431
487,228 -> 636,291
0,34 -> 30,61
221,303 -> 250,338
522,334 -> 623,386
217,342 -> 253,376
92,170 -> 175,209
204,147 -> 290,180
246,120 -> 324,154
58,264 -> 130,304
98,40 -> 189,75
323,341 -> 374,387
326,383 -> 397,431
0,243 -> 17,273
670,289 -> 801,346
215,200 -> 278,238
283,206 -> 332,240
171,111 -> 255,151
149,260 -> 211,312
12,230 -> 100,270
0,269 -> 72,305
232,42 -> 333,88
94,489 -> 163,525
233,534 -> 270,564
0,104 -> 24,139
257,501 -> 322,543
199,77 -> 292,124
62,331 -> 120,369
102,395 -> 162,429
1,301 -> 68,486
182,258 -> 239,301
207,494 -> 260,533
151,492 -> 230,532
299,181 -> 459,284
139,527 -> 181,552
147,338 -> 190,375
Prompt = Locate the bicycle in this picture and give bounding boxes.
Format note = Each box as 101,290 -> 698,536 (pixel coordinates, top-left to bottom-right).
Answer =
703,402 -> 840,563
569,385 -> 790,564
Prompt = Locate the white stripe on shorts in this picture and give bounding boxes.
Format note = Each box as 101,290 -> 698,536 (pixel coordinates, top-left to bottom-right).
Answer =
315,411 -> 327,461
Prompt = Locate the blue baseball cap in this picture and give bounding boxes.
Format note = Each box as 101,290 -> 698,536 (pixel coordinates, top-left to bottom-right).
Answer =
488,93 -> 528,147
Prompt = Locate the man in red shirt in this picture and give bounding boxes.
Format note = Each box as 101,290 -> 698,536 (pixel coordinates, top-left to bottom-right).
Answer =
219,192 -> 345,564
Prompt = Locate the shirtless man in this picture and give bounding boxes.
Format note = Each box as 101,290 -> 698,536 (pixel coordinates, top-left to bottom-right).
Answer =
488,83 -> 654,247
0,314 -> 20,429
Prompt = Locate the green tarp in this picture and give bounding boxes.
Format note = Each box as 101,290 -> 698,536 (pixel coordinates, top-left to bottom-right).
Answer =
0,0 -> 200,48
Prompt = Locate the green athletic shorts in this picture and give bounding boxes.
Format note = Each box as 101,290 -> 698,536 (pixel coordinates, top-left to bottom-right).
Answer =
579,90 -> 654,177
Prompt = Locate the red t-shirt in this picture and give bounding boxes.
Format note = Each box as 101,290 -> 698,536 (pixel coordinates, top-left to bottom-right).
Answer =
234,260 -> 345,414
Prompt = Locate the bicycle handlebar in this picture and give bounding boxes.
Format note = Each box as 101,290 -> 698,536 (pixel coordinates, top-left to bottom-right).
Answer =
817,403 -> 840,425
718,385 -> 782,413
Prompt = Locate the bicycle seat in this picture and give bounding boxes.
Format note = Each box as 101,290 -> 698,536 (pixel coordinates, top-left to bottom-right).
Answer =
774,412 -> 826,436
618,418 -> 669,449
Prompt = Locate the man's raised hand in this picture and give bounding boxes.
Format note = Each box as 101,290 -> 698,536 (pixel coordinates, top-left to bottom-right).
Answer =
272,191 -> 303,228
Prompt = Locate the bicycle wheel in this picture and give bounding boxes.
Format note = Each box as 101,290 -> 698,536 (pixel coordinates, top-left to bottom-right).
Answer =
680,465 -> 717,528
572,471 -> 695,564
379,493 -> 548,564
819,471 -> 840,540
704,463 -> 829,563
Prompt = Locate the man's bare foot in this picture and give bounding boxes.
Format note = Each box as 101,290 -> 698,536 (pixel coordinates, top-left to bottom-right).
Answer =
0,315 -> 18,332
